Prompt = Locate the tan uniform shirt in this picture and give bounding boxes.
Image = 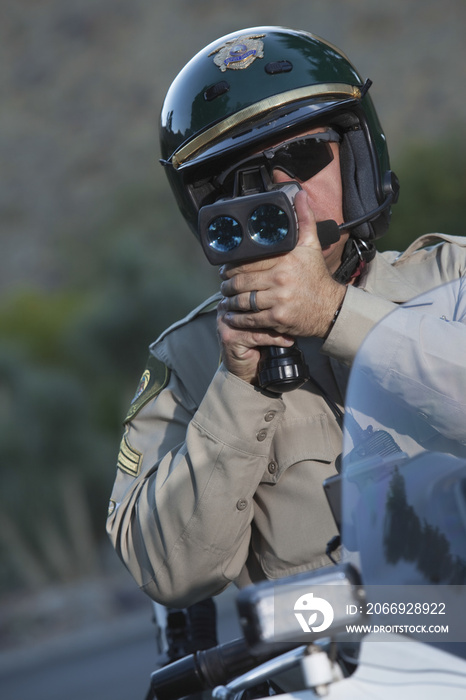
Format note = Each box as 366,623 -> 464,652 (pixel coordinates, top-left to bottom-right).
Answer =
107,234 -> 466,607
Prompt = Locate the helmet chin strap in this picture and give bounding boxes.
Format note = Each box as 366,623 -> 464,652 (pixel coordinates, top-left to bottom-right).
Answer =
316,218 -> 374,285
327,188 -> 396,284
333,236 -> 375,284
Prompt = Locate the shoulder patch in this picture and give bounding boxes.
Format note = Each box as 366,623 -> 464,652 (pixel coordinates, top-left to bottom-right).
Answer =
124,353 -> 170,423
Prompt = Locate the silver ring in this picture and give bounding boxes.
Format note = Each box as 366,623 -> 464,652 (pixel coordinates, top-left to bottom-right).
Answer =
249,290 -> 260,313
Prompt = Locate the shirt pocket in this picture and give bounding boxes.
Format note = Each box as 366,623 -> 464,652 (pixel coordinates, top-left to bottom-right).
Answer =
261,412 -> 337,484
254,412 -> 340,578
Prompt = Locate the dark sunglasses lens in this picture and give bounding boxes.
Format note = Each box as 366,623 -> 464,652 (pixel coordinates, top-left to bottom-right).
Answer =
219,138 -> 335,196
273,141 -> 333,181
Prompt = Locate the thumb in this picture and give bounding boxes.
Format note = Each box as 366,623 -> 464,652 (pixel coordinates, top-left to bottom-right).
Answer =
294,190 -> 322,250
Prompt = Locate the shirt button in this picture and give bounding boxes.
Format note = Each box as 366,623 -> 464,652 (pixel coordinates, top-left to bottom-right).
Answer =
268,461 -> 277,474
264,411 -> 276,422
256,429 -> 268,442
236,498 -> 248,511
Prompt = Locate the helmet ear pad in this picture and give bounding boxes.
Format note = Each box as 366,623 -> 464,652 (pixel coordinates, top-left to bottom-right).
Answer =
339,129 -> 391,240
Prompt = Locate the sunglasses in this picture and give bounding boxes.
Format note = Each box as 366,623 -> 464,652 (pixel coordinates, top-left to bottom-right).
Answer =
216,129 -> 341,196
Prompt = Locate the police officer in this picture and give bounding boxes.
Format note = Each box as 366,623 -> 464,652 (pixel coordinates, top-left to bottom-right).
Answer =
107,27 -> 466,608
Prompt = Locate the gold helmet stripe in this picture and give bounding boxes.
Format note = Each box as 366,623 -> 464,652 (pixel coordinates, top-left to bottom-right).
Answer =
172,83 -> 361,169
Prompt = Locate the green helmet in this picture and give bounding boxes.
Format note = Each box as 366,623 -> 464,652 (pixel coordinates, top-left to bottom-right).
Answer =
159,26 -> 399,242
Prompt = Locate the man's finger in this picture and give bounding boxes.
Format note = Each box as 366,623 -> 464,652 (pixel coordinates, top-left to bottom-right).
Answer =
294,190 -> 321,249
219,256 -> 277,280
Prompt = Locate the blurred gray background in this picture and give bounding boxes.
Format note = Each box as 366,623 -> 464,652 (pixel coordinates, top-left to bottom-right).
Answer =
0,1 -> 465,698
2,0 -> 466,292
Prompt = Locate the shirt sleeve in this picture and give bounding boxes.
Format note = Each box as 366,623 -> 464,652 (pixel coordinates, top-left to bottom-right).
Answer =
107,361 -> 285,608
322,284 -> 398,366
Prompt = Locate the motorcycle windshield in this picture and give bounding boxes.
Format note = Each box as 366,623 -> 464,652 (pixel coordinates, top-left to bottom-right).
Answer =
341,277 -> 466,589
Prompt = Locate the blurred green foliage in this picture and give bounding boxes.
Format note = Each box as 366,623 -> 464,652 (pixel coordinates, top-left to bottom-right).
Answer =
380,135 -> 466,252
0,136 -> 464,594
0,182 -> 217,593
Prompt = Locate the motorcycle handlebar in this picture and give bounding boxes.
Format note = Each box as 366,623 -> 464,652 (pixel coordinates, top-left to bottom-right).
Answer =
149,636 -> 298,700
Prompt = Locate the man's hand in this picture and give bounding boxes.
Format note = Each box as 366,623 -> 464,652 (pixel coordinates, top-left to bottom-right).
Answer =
217,191 -> 346,384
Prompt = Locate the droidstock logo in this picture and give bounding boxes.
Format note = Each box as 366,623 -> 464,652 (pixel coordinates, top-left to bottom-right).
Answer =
294,592 -> 335,633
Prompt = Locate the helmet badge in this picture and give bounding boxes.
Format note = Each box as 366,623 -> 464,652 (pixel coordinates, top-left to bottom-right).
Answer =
209,34 -> 265,72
